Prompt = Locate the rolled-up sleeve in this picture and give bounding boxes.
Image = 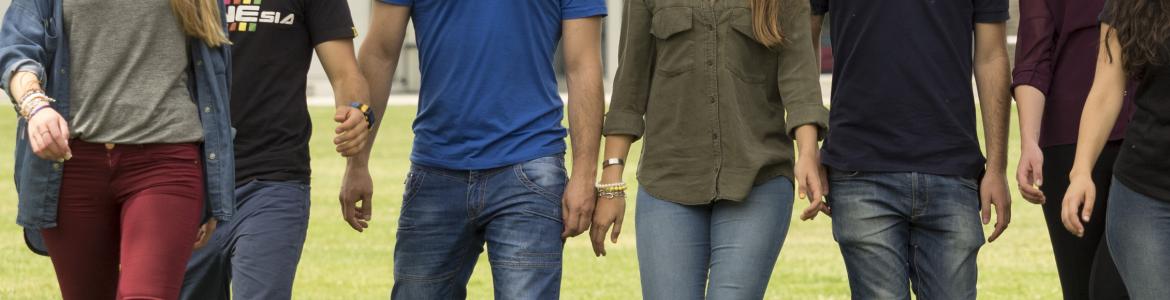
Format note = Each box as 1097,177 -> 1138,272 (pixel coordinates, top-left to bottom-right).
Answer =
0,1 -> 50,103
602,0 -> 653,140
778,0 -> 829,140
1012,0 -> 1055,95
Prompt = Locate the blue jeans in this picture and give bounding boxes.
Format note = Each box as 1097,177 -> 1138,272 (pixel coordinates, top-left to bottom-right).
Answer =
828,170 -> 984,300
392,156 -> 567,300
180,180 -> 312,300
635,176 -> 794,300
1107,178 -> 1170,299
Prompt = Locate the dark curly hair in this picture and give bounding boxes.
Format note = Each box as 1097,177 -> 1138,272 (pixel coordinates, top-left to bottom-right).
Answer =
1103,0 -> 1170,79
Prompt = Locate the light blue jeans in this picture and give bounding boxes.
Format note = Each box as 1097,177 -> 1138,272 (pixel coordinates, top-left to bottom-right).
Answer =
391,155 -> 567,300
828,169 -> 985,300
635,176 -> 794,300
1107,177 -> 1170,299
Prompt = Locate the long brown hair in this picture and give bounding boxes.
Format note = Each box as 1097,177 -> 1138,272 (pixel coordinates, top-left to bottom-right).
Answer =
171,0 -> 231,47
1104,0 -> 1170,79
749,0 -> 784,48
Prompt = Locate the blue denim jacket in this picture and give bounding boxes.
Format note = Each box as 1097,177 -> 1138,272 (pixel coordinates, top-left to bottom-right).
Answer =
0,0 -> 236,252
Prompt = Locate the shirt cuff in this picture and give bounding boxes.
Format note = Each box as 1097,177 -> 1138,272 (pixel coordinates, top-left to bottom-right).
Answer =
974,10 -> 1010,23
1011,69 -> 1052,97
378,0 -> 411,6
785,103 -> 829,141
602,110 -> 645,141
311,26 -> 358,46
564,6 -> 608,20
2,60 -> 45,102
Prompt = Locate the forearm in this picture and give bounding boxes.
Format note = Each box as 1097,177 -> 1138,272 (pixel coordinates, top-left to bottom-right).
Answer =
976,57 -> 1012,174
794,125 -> 820,156
599,135 -> 634,183
1014,85 -> 1046,147
566,69 -> 604,181
9,71 -> 43,101
1070,92 -> 1124,178
352,50 -> 399,167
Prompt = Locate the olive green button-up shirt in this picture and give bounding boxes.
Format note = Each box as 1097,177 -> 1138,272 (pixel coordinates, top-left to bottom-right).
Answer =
604,0 -> 829,204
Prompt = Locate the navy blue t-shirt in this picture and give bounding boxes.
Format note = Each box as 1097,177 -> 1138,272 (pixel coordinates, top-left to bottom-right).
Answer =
812,0 -> 1009,177
380,0 -> 607,170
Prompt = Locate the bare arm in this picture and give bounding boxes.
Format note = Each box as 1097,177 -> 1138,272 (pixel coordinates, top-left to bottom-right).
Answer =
316,39 -> 371,156
1012,0 -> 1056,203
559,16 -> 605,238
974,22 -> 1013,242
1062,24 -> 1128,237
334,2 -> 408,232
975,22 -> 1011,177
356,3 -> 410,166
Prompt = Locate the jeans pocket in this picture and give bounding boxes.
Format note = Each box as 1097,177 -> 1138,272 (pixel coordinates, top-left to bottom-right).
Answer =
514,156 -> 568,205
401,167 -> 426,208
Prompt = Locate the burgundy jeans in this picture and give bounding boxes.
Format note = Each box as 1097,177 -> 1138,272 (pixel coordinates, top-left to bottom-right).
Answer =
41,141 -> 205,300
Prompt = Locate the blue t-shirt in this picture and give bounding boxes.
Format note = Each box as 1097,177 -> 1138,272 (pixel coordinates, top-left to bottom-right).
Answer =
812,0 -> 1009,177
381,0 -> 607,170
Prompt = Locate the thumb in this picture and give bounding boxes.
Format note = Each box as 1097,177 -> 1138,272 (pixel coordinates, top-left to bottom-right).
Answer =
334,107 -> 348,123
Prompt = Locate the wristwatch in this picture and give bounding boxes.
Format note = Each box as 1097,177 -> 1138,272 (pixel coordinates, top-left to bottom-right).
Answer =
350,102 -> 376,129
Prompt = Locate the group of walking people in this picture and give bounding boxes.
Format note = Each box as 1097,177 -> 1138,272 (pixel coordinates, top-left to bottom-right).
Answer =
0,0 -> 1167,299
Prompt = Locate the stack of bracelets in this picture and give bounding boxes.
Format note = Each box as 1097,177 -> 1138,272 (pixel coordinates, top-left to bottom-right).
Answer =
595,182 -> 627,199
12,72 -> 54,120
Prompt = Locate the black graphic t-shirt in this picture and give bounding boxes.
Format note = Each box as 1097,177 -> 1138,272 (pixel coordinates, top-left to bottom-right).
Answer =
226,0 -> 355,185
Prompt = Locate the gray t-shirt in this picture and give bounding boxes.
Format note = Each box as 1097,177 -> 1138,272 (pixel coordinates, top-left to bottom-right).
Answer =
64,0 -> 203,144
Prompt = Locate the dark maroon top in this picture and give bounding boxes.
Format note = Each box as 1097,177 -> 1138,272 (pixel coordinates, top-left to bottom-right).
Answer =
1012,0 -> 1135,148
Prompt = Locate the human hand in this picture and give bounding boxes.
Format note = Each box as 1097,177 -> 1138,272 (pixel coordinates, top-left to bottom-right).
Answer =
333,105 -> 370,157
589,191 -> 625,256
1061,175 -> 1096,237
1016,143 -> 1046,204
339,163 -> 374,232
981,172 -> 1012,242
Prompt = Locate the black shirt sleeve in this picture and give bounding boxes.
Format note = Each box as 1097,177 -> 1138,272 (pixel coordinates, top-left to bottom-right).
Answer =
810,0 -> 828,15
305,0 -> 357,45
1099,1 -> 1114,24
972,0 -> 1010,23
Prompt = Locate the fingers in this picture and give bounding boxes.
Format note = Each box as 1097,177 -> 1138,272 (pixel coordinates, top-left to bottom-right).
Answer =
576,209 -> 592,237
590,222 -> 610,256
334,107 -> 348,123
1019,184 -> 1046,204
988,197 -> 1011,242
1031,159 -> 1044,188
45,120 -> 70,160
1061,193 -> 1085,237
358,192 -> 374,221
55,117 -> 72,159
1081,191 -> 1096,223
612,213 -> 624,243
335,109 -> 362,133
980,192 -> 992,225
339,194 -> 363,232
562,203 -> 580,239
800,199 -> 825,221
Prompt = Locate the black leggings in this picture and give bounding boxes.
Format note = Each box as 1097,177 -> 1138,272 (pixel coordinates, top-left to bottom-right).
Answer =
1040,141 -> 1128,300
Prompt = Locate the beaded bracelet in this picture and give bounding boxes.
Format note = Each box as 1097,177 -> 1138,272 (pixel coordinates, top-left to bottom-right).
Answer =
26,103 -> 51,119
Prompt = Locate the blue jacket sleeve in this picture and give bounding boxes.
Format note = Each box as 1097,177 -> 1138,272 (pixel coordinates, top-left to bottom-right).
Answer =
0,0 -> 52,104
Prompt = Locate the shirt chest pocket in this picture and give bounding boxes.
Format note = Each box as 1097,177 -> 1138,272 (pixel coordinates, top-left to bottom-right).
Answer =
651,7 -> 696,77
725,8 -> 775,84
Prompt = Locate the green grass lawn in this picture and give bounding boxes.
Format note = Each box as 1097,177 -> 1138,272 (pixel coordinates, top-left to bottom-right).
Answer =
0,105 -> 1060,299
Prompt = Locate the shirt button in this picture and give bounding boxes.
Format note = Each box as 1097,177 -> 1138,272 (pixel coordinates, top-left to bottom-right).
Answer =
59,68 -> 66,74
709,96 -> 716,103
208,153 -> 217,160
195,60 -> 203,66
204,106 -> 212,113
52,163 -> 61,170
707,60 -> 714,66
712,133 -> 718,139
